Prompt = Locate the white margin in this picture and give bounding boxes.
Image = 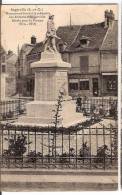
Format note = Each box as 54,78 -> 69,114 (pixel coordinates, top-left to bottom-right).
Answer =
1,0 -> 122,194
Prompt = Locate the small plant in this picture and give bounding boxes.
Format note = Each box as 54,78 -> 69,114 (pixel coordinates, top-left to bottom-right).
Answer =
59,152 -> 69,163
26,150 -> 42,163
111,124 -> 118,158
95,144 -> 110,163
2,111 -> 14,120
7,110 -> 14,118
2,113 -> 7,120
109,101 -> 117,119
59,148 -> 75,163
79,142 -> 91,159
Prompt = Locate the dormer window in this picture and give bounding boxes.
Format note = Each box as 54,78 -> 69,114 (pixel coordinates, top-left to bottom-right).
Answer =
79,36 -> 90,47
80,39 -> 87,45
58,42 -> 67,52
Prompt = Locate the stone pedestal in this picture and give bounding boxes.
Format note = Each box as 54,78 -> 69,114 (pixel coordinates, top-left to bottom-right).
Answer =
18,51 -> 85,127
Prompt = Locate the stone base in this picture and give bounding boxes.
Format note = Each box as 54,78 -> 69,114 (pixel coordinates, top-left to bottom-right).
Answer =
31,51 -> 71,69
17,100 -> 86,127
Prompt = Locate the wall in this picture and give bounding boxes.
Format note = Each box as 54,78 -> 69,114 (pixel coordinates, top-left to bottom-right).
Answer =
62,51 -> 100,74
68,74 -> 101,97
0,73 -> 7,100
101,53 -> 117,72
6,54 -> 17,97
0,51 -> 7,100
62,51 -> 100,97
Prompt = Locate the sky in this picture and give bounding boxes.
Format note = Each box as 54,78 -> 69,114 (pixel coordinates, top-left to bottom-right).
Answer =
1,4 -> 118,54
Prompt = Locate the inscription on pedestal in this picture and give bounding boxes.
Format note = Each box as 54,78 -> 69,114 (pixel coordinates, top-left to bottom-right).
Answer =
35,70 -> 69,101
35,71 -> 56,101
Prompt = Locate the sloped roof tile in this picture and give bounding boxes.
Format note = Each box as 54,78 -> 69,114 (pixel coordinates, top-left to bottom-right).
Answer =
68,22 -> 108,52
100,20 -> 118,51
28,42 -> 44,56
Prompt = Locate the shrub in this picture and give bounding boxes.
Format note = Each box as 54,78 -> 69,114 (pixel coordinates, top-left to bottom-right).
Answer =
79,142 -> 91,159
95,144 -> 110,163
4,134 -> 31,157
26,150 -> 42,163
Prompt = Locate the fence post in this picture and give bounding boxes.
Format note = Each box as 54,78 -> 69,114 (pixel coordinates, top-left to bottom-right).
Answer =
34,126 -> 37,169
89,126 -> 91,169
41,132 -> 44,166
69,130 -> 71,165
103,125 -> 106,170
76,130 -> 77,169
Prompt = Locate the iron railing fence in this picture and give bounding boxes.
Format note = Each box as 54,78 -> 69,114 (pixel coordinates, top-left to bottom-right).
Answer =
0,123 -> 117,169
74,97 -> 117,117
0,98 -> 33,121
0,97 -> 117,121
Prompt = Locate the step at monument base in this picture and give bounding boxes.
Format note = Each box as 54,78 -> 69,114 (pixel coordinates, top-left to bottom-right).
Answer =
17,100 -> 86,127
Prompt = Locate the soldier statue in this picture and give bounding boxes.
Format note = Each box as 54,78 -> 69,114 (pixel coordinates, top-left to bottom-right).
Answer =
44,14 -> 61,52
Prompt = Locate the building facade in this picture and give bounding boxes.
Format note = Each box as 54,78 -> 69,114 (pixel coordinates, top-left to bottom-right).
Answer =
100,20 -> 118,96
16,36 -> 37,96
60,10 -> 117,97
0,47 -> 18,100
18,10 -> 118,97
6,50 -> 17,97
0,46 -> 7,100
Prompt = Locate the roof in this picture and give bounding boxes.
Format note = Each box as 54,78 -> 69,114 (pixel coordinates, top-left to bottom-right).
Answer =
27,20 -> 117,56
27,25 -> 81,56
28,42 -> 44,56
100,20 -> 118,51
0,46 -> 6,55
56,25 -> 81,46
20,44 -> 34,56
67,22 -> 108,52
6,53 -> 17,64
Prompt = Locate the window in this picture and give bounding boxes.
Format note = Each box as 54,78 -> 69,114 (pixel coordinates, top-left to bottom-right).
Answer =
80,79 -> 89,90
69,79 -> 78,91
107,79 -> 117,91
79,36 -> 90,47
27,81 -> 30,92
80,39 -> 87,45
2,55 -> 5,63
2,64 -> 6,73
80,56 -> 89,73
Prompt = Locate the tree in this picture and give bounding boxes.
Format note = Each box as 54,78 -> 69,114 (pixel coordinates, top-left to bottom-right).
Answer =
51,91 -> 64,158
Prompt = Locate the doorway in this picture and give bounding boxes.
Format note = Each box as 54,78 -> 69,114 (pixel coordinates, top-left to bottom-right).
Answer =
92,78 -> 99,96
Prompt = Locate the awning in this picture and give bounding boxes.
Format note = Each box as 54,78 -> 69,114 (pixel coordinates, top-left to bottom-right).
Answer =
101,72 -> 118,76
69,79 -> 78,83
80,79 -> 89,81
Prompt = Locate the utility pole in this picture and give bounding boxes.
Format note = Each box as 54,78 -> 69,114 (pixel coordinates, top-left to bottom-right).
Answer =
70,13 -> 72,28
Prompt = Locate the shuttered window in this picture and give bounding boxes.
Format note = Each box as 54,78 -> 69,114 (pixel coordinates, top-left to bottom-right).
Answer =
2,64 -> 6,73
80,56 -> 89,73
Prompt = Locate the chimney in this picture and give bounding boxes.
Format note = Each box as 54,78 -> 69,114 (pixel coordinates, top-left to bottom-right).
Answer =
31,35 -> 36,44
104,9 -> 115,28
